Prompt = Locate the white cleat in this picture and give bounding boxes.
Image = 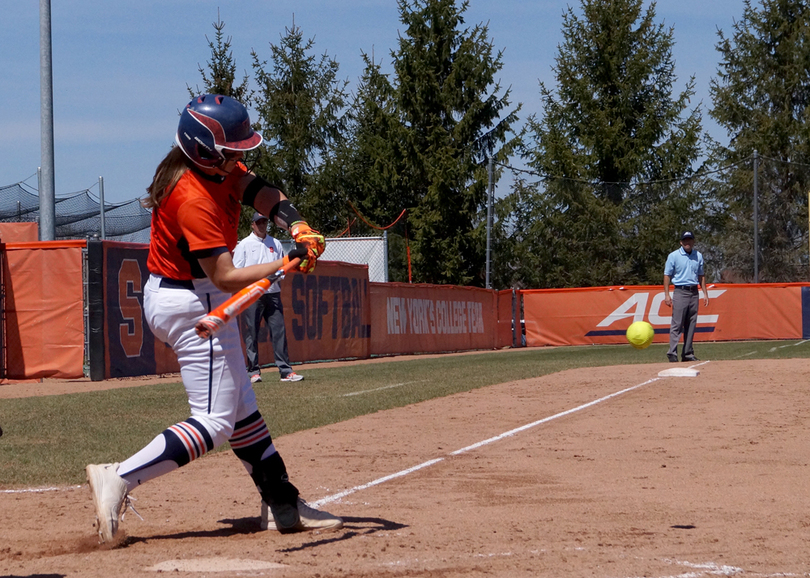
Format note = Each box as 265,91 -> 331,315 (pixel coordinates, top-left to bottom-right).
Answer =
86,463 -> 128,543
261,498 -> 343,532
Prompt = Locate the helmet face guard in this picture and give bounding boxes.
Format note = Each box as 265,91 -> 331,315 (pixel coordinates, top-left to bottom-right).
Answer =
176,94 -> 263,169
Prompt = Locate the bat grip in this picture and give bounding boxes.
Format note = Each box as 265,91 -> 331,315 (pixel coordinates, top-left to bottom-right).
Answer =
279,257 -> 301,276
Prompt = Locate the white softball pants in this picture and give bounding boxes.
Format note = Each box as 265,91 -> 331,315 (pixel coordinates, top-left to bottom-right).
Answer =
143,274 -> 259,442
116,274 -> 270,489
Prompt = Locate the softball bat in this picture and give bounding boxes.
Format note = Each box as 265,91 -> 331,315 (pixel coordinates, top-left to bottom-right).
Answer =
194,258 -> 300,339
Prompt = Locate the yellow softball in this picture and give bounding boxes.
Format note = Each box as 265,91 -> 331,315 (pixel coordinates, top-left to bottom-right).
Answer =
626,321 -> 655,349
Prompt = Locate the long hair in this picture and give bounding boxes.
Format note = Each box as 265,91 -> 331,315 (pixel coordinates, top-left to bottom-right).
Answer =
142,146 -> 190,209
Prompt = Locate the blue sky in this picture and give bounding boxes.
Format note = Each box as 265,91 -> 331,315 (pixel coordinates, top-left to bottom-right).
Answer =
2,1 -> 745,205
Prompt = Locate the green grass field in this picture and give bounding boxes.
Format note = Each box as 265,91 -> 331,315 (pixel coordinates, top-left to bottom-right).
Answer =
1,340 -> 807,487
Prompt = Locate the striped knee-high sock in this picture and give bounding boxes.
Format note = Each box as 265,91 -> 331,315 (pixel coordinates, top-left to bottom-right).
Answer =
230,411 -> 299,506
117,418 -> 213,490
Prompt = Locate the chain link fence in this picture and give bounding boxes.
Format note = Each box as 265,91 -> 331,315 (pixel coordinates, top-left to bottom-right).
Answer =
281,233 -> 388,282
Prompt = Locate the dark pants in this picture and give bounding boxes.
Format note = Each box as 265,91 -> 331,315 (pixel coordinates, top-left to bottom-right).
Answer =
243,293 -> 292,378
668,286 -> 699,359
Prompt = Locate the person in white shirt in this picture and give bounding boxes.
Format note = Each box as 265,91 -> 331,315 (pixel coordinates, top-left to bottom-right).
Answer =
233,212 -> 303,383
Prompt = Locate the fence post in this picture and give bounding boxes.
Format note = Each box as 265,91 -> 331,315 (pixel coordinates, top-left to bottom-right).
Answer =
99,176 -> 106,239
39,0 -> 56,241
486,156 -> 493,289
753,149 -> 759,283
86,238 -> 105,381
0,245 -> 5,379
383,230 -> 389,282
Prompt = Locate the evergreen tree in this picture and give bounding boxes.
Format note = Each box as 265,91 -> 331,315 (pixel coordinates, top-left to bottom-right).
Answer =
506,0 -> 703,288
390,0 -> 519,286
338,54 -> 403,224
251,22 -> 349,232
188,14 -> 255,238
709,0 -> 810,282
187,13 -> 251,102
331,54 -> 413,281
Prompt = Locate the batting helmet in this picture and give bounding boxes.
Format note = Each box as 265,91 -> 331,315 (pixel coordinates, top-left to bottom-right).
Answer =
175,94 -> 263,169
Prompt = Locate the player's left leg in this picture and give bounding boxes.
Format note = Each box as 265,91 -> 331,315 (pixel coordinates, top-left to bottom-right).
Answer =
229,374 -> 341,532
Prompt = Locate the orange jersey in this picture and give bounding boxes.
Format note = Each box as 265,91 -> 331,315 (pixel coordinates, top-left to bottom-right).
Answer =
147,163 -> 247,280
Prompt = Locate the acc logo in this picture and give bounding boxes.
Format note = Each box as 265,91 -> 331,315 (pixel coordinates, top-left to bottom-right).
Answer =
585,289 -> 725,337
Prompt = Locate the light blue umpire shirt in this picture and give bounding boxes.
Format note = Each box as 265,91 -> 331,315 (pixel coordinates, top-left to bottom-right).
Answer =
664,246 -> 704,286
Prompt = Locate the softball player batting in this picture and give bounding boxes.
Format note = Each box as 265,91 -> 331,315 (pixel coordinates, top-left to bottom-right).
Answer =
85,94 -> 342,543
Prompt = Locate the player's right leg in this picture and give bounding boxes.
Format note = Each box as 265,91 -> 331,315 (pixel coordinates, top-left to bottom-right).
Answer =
86,276 -> 241,542
667,289 -> 686,361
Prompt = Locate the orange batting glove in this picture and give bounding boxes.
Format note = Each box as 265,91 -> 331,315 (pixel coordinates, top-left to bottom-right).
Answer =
283,243 -> 317,274
290,221 -> 325,258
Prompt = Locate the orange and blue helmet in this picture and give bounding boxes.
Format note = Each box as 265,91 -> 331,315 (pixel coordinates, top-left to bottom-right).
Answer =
175,94 -> 263,169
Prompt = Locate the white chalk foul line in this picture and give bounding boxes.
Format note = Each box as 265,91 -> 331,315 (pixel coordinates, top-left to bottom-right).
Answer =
309,459 -> 445,508
0,485 -> 82,494
450,378 -> 660,456
311,376 -> 661,507
340,380 -> 429,397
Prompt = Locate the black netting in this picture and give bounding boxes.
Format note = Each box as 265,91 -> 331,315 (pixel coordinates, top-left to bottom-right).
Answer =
0,183 -> 41,219
0,181 -> 151,242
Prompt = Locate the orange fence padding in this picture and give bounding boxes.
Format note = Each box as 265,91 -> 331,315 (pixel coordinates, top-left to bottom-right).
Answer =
0,222 -> 38,243
369,282 -> 500,355
497,289 -> 514,348
521,283 -> 810,347
3,241 -> 85,379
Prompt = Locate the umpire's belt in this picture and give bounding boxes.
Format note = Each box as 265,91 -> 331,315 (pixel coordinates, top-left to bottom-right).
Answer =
674,285 -> 698,291
159,278 -> 196,290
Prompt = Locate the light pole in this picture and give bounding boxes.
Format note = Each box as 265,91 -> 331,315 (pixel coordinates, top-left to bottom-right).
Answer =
486,156 -> 493,289
39,0 -> 56,240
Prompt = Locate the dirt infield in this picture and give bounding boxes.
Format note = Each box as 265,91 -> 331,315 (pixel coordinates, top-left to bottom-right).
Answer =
1,358 -> 809,577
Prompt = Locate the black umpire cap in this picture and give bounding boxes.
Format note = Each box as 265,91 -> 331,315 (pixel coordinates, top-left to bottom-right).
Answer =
681,231 -> 695,240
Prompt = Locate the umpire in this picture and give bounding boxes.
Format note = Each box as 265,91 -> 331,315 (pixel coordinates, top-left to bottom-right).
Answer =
663,231 -> 709,362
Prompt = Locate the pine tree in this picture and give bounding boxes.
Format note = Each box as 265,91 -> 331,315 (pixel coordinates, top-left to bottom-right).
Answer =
709,0 -> 810,282
338,54 -> 403,223
250,22 -> 348,232
506,0 -> 703,287
330,54 -> 413,280
188,14 -> 255,238
187,12 -> 251,102
390,0 -> 519,286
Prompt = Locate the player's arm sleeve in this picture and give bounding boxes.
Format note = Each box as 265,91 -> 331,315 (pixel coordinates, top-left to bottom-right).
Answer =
234,166 -> 290,220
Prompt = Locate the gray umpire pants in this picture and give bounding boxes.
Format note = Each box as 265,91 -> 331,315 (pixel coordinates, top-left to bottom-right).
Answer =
243,292 -> 293,378
668,286 -> 699,358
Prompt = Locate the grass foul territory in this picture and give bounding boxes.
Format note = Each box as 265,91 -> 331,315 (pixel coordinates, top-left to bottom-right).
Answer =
0,340 -> 807,487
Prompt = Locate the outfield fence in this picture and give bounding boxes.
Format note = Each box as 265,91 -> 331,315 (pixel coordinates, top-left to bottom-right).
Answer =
2,235 -> 809,382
